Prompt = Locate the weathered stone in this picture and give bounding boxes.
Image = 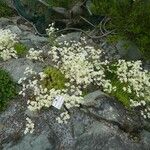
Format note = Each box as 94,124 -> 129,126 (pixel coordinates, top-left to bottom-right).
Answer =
56,32 -> 82,43
74,121 -> 143,150
0,93 -> 150,150
5,25 -> 22,35
22,33 -> 48,47
1,58 -> 44,82
82,91 -> 143,134
116,40 -> 142,60
0,18 -> 14,29
3,132 -> 54,150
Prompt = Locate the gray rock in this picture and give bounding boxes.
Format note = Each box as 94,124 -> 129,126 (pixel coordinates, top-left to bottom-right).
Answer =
82,91 -> 143,133
3,132 -> 54,150
1,58 -> 44,82
56,32 -> 82,43
0,91 -> 149,150
141,130 -> 150,149
74,121 -> 143,150
22,33 -> 48,47
0,18 -> 14,29
5,25 -> 22,35
0,100 -> 25,147
20,39 -> 36,49
116,40 -> 142,60
53,7 -> 67,15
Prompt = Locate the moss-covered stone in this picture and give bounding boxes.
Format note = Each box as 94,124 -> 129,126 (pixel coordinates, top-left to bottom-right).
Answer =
14,43 -> 28,57
0,1 -> 15,17
42,66 -> 67,90
90,0 -> 150,60
0,69 -> 17,111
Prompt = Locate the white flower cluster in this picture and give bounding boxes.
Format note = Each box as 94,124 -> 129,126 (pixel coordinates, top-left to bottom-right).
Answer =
26,48 -> 43,61
18,67 -> 84,133
116,60 -> 150,98
48,40 -> 150,119
48,41 -> 109,90
17,29 -> 150,133
46,23 -> 58,44
56,111 -> 70,124
24,117 -> 34,134
0,29 -> 18,61
110,60 -> 150,119
130,99 -> 150,119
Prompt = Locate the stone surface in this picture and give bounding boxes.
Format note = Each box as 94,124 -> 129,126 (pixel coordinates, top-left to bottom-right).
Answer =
3,132 -> 54,150
5,25 -> 22,35
0,91 -> 150,150
0,17 -> 150,150
22,33 -> 48,47
116,40 -> 142,60
56,32 -> 82,43
0,18 -> 14,28
74,122 -> 143,150
82,91 -> 143,134
1,58 -> 44,82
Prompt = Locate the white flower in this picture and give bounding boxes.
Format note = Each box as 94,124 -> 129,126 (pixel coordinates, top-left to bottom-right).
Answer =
0,29 -> 18,60
24,117 -> 34,134
26,48 -> 43,61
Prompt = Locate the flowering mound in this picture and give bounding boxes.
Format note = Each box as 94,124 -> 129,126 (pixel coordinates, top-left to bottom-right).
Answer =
0,25 -> 149,134
0,69 -> 17,110
17,38 -> 150,133
0,29 -> 18,60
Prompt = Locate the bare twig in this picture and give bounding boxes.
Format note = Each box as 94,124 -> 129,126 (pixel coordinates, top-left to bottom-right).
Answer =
80,16 -> 95,28
99,17 -> 106,35
103,17 -> 111,33
55,27 -> 113,39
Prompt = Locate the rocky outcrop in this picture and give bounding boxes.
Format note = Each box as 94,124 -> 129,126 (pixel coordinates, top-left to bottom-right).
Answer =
0,17 -> 150,150
0,91 -> 150,150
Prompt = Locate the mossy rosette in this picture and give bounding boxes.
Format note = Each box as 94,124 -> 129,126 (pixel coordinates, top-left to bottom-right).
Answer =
0,1 -> 15,17
0,69 -> 17,111
14,43 -> 28,57
41,66 -> 67,90
90,0 -> 150,60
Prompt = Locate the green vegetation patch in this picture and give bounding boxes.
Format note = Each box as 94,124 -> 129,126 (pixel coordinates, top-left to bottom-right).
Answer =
0,69 -> 17,111
91,0 -> 150,60
42,66 -> 67,90
0,1 -> 15,17
14,43 -> 28,57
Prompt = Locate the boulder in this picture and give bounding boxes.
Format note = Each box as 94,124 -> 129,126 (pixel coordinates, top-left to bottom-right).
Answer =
0,91 -> 149,150
116,40 -> 142,60
1,58 -> 44,82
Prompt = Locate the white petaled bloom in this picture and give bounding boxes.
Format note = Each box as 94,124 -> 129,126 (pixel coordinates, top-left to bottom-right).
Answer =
0,29 -> 18,60
26,48 -> 43,61
114,60 -> 150,119
56,111 -> 70,124
39,72 -> 47,80
24,67 -> 37,76
24,117 -> 34,134
116,60 -> 150,98
18,32 -> 150,132
49,40 -> 105,88
46,23 -> 58,36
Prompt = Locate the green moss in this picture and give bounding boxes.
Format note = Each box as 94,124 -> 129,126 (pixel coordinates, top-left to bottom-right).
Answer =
14,43 -> 28,57
41,66 -> 67,90
45,0 -> 78,8
91,0 -> 150,60
0,1 -> 15,17
0,69 -> 17,111
111,80 -> 131,107
104,64 -> 135,108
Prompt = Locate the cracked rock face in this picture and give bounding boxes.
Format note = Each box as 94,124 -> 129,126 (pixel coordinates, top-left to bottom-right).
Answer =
0,91 -> 150,150
0,17 -> 150,150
